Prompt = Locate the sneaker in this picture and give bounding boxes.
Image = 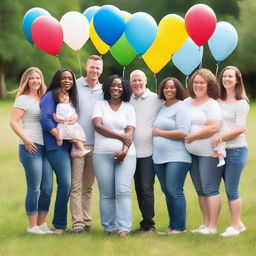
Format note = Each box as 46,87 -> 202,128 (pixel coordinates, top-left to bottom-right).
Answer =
158,228 -> 185,235
39,223 -> 54,234
134,226 -> 156,234
217,159 -> 225,167
27,225 -> 47,235
66,226 -> 85,234
119,231 -> 128,237
191,224 -> 207,233
198,227 -> 217,235
220,226 -> 240,237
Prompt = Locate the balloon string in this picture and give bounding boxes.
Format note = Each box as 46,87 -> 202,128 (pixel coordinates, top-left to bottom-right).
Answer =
122,66 -> 126,78
154,73 -> 158,93
56,56 -> 61,69
215,62 -> 220,77
185,76 -> 189,88
77,50 -> 82,77
199,47 -> 202,69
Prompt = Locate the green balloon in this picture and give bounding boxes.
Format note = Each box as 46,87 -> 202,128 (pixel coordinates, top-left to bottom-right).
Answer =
110,34 -> 137,66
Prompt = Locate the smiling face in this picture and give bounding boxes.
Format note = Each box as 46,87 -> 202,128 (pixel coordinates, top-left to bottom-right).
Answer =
28,71 -> 42,93
109,78 -> 123,100
130,71 -> 147,97
86,59 -> 103,82
163,80 -> 177,101
60,71 -> 73,91
58,92 -> 70,104
192,74 -> 208,99
222,68 -> 237,91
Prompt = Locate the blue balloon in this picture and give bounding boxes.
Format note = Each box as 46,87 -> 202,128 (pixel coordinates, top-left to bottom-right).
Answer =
125,12 -> 157,55
93,5 -> 125,46
172,37 -> 203,76
23,7 -> 51,45
83,6 -> 100,22
208,21 -> 238,62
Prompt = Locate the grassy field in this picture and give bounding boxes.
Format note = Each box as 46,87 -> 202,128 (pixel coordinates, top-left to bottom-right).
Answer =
1,99 -> 256,256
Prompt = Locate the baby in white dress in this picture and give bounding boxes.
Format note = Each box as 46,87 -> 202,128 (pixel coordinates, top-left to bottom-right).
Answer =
54,88 -> 91,157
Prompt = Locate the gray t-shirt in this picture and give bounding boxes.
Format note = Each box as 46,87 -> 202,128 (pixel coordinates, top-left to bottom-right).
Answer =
13,95 -> 44,145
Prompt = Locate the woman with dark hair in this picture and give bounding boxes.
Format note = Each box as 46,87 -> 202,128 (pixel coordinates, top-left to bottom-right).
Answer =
92,75 -> 136,237
211,66 -> 249,237
40,69 -> 77,233
152,77 -> 191,234
184,68 -> 222,235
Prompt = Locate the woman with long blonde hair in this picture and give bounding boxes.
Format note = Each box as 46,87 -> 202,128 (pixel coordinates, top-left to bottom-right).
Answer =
10,67 -> 53,235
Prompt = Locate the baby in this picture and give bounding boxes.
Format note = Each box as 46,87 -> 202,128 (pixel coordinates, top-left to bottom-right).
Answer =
53,88 -> 91,158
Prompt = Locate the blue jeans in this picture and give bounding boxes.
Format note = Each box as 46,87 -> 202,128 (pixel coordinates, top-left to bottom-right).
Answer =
223,147 -> 248,201
134,156 -> 155,229
190,155 -> 222,197
19,144 -> 52,216
154,162 -> 190,231
93,154 -> 136,233
46,149 -> 71,229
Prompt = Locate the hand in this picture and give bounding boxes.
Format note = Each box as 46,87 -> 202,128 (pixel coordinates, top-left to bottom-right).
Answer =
66,113 -> 78,125
152,128 -> 160,136
211,135 -> 221,147
53,113 -> 64,124
184,134 -> 193,144
23,138 -> 38,154
119,134 -> 132,147
114,150 -> 127,163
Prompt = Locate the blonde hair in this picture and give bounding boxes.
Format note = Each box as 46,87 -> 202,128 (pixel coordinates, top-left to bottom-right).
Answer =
16,67 -> 46,98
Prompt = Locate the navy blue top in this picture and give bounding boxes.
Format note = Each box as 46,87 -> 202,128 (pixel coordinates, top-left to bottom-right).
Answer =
40,91 -> 71,151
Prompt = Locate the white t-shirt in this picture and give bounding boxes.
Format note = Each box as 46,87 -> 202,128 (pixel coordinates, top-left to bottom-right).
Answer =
184,97 -> 221,156
56,103 -> 76,120
13,95 -> 44,145
92,100 -> 136,155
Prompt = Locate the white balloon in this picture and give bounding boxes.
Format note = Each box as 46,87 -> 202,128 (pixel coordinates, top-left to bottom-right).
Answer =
60,11 -> 89,51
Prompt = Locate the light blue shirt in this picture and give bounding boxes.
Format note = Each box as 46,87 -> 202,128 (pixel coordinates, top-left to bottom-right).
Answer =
153,101 -> 192,164
76,77 -> 103,145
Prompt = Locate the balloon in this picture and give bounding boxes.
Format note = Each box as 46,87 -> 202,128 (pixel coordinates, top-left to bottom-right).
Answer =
89,21 -> 110,54
208,21 -> 238,62
93,5 -> 125,46
125,12 -> 157,55
185,4 -> 216,46
157,14 -> 188,55
172,37 -> 203,76
83,6 -> 100,22
110,34 -> 137,66
31,16 -> 63,56
121,11 -> 131,21
143,37 -> 171,73
60,11 -> 89,51
23,7 -> 51,44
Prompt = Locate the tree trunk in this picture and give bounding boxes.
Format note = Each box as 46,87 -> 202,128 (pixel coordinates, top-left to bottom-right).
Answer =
0,59 -> 6,98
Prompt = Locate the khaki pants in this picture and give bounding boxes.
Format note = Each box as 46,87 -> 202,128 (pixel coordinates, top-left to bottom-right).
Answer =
70,145 -> 95,228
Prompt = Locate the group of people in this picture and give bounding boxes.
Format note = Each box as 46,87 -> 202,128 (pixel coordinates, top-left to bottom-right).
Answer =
10,54 -> 249,237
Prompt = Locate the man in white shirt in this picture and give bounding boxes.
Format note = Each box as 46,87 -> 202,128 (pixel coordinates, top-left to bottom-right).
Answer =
129,70 -> 162,232
69,55 -> 103,233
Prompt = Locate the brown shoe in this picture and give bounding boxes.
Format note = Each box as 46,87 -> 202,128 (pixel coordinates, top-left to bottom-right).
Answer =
66,226 -> 85,234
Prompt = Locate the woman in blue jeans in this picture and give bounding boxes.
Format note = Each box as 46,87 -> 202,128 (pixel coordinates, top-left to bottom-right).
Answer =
211,66 -> 249,237
92,75 -> 136,237
10,67 -> 53,234
40,69 -> 78,233
153,77 -> 191,234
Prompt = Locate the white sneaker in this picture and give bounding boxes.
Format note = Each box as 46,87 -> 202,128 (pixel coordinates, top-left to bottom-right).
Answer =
217,159 -> 225,167
191,224 -> 207,233
220,226 -> 240,237
198,227 -> 217,235
27,225 -> 47,235
39,223 -> 54,234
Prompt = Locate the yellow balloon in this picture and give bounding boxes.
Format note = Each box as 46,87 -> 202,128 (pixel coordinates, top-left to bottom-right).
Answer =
142,36 -> 171,73
89,21 -> 110,55
158,14 -> 188,55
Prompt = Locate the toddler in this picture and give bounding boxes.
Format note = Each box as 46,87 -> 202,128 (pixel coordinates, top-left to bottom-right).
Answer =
53,88 -> 91,157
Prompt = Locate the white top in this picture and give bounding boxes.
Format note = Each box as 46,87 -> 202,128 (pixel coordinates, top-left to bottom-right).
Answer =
92,100 -> 136,155
130,89 -> 162,157
13,95 -> 44,145
56,103 -> 76,120
219,99 -> 249,148
184,97 -> 221,156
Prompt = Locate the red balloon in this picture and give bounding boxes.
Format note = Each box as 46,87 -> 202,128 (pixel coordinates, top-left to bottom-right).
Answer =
185,4 -> 216,46
31,16 -> 63,56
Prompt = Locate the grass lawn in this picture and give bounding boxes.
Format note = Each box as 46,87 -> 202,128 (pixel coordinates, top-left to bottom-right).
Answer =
1,99 -> 256,256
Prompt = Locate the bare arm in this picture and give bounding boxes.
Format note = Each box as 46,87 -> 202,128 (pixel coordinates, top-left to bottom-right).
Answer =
92,117 -> 132,146
153,128 -> 186,140
185,120 -> 221,143
10,107 -> 38,153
